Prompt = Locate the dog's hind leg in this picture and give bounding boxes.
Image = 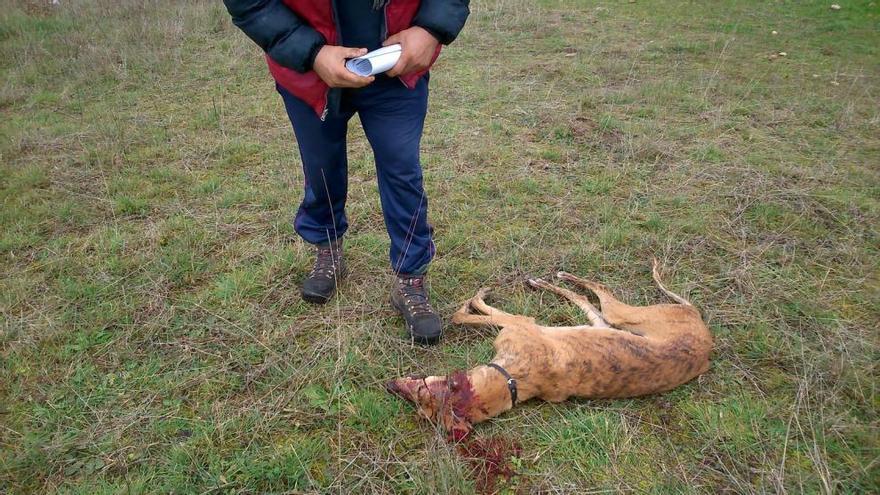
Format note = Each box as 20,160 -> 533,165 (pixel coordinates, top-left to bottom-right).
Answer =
556,271 -> 688,339
555,271 -> 660,331
556,272 -> 634,317
526,278 -> 610,328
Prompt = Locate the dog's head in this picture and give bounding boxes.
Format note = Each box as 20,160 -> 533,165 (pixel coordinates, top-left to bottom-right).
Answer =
386,371 -> 475,440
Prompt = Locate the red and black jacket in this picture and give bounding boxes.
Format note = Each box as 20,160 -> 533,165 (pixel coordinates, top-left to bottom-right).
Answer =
224,0 -> 470,119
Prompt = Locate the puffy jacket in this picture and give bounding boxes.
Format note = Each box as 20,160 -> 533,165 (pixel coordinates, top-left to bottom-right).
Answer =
223,0 -> 470,119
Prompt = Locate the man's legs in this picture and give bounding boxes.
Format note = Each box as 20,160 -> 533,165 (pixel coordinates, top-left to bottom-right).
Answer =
277,84 -> 353,303
277,84 -> 353,247
355,76 -> 441,343
355,76 -> 434,275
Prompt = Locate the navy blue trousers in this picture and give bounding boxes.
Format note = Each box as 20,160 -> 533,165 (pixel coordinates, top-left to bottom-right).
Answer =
278,75 -> 434,275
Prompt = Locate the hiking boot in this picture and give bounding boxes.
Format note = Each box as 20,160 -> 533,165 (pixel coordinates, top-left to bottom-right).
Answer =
391,274 -> 443,345
301,242 -> 346,304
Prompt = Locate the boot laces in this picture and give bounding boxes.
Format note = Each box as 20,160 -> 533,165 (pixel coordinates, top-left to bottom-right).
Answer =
309,247 -> 340,279
399,276 -> 434,317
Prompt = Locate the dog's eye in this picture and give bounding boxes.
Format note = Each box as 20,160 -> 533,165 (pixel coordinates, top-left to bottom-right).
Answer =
416,384 -> 429,399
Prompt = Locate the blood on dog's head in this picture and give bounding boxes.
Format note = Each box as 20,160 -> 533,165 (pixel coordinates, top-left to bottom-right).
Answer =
386,371 -> 476,440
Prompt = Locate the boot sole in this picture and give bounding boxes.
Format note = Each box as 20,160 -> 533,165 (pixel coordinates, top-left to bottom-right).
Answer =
300,268 -> 346,305
391,298 -> 443,345
301,289 -> 333,305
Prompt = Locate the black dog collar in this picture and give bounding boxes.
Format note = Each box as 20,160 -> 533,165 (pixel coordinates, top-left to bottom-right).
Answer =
487,363 -> 517,407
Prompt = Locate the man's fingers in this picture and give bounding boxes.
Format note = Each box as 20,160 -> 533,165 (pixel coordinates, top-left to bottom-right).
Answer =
387,65 -> 405,77
338,69 -> 365,84
336,70 -> 373,88
341,47 -> 368,59
387,53 -> 412,77
383,34 -> 401,47
350,75 -> 374,87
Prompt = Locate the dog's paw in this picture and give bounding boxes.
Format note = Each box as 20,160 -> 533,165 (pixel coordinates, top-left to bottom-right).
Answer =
526,278 -> 546,289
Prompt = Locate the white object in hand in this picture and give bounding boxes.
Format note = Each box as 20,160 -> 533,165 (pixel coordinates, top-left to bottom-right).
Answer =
345,44 -> 402,76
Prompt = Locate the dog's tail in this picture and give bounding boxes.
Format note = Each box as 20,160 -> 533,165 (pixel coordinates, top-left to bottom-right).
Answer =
652,258 -> 692,306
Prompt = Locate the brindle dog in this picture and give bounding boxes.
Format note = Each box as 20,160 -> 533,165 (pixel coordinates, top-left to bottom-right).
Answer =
386,260 -> 713,439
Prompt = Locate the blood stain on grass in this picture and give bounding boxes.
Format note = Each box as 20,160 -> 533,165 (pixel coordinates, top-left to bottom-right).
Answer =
456,436 -> 523,494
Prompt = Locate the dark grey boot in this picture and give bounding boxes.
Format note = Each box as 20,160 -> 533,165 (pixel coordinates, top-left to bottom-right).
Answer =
301,242 -> 346,304
391,274 -> 442,345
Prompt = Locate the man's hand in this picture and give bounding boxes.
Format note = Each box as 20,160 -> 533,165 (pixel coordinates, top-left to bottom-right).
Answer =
383,26 -> 439,78
313,45 -> 375,88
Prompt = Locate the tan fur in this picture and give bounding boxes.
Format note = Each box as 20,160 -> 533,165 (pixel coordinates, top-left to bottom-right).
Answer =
387,260 -> 713,438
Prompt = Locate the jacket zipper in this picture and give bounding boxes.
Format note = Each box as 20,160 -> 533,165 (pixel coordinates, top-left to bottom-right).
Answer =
382,2 -> 389,41
384,2 -> 409,88
321,0 -> 345,121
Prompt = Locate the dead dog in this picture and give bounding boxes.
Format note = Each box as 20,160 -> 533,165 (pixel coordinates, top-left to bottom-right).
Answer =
387,260 -> 713,439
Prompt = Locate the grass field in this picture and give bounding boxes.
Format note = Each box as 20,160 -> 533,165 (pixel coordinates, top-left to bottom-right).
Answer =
1,0 -> 878,493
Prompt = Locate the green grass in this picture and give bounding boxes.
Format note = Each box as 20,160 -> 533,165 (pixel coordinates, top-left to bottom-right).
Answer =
1,0 -> 878,493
